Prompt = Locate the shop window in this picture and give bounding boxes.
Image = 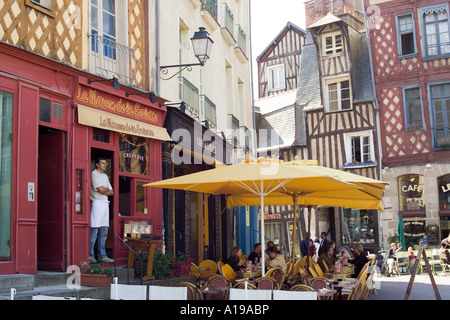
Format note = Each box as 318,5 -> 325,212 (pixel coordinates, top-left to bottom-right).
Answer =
39,98 -> 65,126
119,176 -> 130,216
0,91 -> 13,261
398,174 -> 426,212
341,209 -> 376,245
93,128 -> 110,143
438,174 -> 450,210
136,181 -> 147,214
119,133 -> 149,175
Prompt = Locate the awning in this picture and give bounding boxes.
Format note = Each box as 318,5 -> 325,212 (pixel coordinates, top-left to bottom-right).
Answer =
77,104 -> 171,141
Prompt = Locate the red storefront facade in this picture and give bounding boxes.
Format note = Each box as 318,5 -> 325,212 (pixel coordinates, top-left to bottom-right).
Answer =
0,43 -> 168,274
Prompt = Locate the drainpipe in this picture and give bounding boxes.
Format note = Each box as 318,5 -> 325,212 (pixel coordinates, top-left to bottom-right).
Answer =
248,0 -> 257,159
155,0 -> 161,95
363,3 -> 384,250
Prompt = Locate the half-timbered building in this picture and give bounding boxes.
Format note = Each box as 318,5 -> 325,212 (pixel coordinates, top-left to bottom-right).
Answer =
365,0 -> 450,249
255,5 -> 382,255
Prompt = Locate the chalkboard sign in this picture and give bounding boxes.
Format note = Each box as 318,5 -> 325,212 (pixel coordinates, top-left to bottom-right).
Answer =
426,224 -> 440,246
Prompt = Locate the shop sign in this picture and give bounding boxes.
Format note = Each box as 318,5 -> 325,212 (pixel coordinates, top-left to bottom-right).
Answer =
441,183 -> 450,193
76,85 -> 159,124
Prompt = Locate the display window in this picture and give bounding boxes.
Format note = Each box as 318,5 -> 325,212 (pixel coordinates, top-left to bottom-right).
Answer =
398,174 -> 426,212
439,174 -> 450,210
341,209 -> 377,244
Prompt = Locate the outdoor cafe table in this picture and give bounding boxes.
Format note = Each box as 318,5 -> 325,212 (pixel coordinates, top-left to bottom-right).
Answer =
315,288 -> 337,300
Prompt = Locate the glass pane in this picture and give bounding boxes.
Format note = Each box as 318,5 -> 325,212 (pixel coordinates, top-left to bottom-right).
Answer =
136,182 -> 147,214
0,91 -> 13,261
438,174 -> 450,210
341,99 -> 351,110
91,5 -> 98,29
401,33 -> 415,55
119,176 -> 131,216
119,134 -> 149,175
398,174 -> 426,211
39,98 -> 51,123
399,15 -> 413,32
93,127 -> 110,143
103,0 -> 115,14
102,12 -> 116,37
434,100 -> 444,127
341,209 -> 376,244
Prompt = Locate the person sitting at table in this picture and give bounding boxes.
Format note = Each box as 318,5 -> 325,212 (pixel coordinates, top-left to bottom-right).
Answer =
349,243 -> 369,278
266,246 -> 286,270
318,245 -> 334,273
387,242 -> 398,277
441,234 -> 450,248
248,243 -> 262,265
226,246 -> 246,272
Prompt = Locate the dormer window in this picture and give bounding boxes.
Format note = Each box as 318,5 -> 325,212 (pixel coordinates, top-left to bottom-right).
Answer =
322,31 -> 342,56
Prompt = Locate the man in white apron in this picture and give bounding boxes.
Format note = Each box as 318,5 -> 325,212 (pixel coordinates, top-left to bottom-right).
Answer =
90,156 -> 114,264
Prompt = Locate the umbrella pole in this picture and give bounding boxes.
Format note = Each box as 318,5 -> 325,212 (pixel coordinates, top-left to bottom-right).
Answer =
306,205 -> 312,270
291,193 -> 298,273
261,180 -> 265,277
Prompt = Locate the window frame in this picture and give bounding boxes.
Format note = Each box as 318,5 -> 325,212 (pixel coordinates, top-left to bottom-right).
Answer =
395,12 -> 417,58
324,75 -> 352,112
420,3 -> 450,60
321,31 -> 343,57
267,64 -> 286,91
402,85 -> 424,131
343,130 -> 376,167
428,81 -> 450,148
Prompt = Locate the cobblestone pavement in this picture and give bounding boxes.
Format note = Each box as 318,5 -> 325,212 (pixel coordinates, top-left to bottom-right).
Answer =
367,273 -> 450,300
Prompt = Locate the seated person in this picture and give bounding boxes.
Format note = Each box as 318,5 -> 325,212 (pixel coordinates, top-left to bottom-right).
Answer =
266,246 -> 286,270
248,243 -> 261,265
318,246 -> 334,273
226,246 -> 245,272
349,243 -> 369,278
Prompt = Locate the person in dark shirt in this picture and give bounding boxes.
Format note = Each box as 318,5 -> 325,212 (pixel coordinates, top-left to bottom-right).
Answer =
226,246 -> 245,272
248,243 -> 262,265
349,243 -> 369,278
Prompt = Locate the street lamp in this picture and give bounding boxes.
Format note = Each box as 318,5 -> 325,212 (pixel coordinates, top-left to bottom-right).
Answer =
160,27 -> 214,80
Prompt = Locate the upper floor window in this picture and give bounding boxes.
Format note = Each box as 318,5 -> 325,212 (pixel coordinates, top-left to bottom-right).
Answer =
343,130 -> 375,166
268,64 -> 285,91
325,77 -> 351,111
421,4 -> 450,58
429,82 -> 450,148
31,0 -> 51,10
322,32 -> 342,56
403,86 -> 424,131
396,13 -> 416,57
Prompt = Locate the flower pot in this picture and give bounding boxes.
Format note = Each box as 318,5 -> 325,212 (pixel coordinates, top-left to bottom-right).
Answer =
176,261 -> 191,277
80,274 -> 112,287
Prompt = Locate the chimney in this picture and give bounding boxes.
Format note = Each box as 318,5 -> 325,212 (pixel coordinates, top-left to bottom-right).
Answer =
305,0 -> 364,27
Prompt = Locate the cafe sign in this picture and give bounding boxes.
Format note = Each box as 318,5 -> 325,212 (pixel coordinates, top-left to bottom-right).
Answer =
75,85 -> 160,125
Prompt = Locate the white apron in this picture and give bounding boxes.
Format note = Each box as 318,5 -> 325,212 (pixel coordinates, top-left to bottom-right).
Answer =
90,199 -> 109,228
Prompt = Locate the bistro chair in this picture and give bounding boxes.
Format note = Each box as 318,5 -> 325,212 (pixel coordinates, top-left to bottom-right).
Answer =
198,260 -> 218,279
290,284 -> 314,291
233,281 -> 257,289
221,264 -> 237,280
268,268 -> 284,288
254,276 -> 279,290
346,281 -> 362,300
189,262 -> 200,278
205,274 -> 232,289
310,277 -> 332,291
177,282 -> 203,300
217,261 -> 224,275
358,263 -> 370,287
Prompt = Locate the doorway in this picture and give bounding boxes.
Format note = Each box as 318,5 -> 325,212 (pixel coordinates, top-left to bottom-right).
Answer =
90,148 -> 115,259
37,126 -> 66,271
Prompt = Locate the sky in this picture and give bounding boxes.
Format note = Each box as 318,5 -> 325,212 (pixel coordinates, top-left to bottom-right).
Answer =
250,0 -> 307,96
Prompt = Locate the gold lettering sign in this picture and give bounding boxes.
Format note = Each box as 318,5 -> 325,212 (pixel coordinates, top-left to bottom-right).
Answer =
76,85 -> 158,124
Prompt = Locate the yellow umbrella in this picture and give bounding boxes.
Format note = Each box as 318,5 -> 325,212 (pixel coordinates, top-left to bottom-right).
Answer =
226,160 -> 389,268
144,158 -> 366,275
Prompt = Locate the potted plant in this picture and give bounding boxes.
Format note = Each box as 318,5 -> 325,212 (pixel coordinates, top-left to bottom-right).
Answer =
80,262 -> 113,287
